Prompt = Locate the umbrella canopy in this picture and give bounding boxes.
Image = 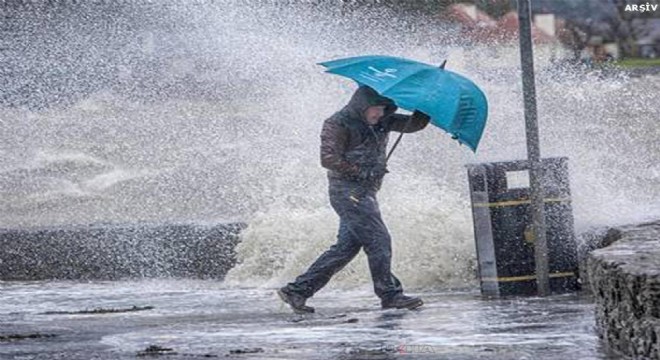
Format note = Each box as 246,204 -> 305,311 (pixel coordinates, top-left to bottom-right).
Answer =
319,55 -> 488,152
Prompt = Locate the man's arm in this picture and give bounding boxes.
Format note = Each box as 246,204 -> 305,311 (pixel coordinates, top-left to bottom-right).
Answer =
320,118 -> 359,176
386,111 -> 431,133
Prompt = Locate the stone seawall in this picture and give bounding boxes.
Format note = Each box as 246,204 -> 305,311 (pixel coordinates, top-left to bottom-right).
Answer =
587,220 -> 660,359
0,222 -> 246,281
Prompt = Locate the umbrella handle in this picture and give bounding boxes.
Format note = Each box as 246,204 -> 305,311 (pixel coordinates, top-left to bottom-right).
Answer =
386,132 -> 404,163
385,115 -> 415,163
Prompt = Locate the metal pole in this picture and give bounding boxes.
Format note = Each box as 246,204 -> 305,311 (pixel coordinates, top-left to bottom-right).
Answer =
516,0 -> 549,296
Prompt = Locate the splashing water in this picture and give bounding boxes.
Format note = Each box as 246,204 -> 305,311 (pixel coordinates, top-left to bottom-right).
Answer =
1,2 -> 658,290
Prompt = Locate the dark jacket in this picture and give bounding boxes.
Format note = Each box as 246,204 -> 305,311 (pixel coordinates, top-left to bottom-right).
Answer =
320,86 -> 430,189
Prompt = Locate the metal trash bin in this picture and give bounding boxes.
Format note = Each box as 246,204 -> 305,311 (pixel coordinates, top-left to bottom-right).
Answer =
466,157 -> 579,297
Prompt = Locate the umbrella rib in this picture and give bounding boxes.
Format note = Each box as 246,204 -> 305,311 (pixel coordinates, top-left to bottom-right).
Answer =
379,67 -> 436,108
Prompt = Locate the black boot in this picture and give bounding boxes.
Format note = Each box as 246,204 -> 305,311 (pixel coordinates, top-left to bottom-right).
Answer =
381,294 -> 423,310
277,287 -> 315,314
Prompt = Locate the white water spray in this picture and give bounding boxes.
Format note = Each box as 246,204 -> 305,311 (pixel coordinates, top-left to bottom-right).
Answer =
1,2 -> 657,290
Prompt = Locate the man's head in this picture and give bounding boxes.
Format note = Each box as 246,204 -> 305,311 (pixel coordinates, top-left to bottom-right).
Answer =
346,86 -> 397,125
364,105 -> 387,125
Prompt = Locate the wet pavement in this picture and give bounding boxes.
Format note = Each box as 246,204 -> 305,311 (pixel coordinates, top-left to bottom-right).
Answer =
0,280 -> 617,359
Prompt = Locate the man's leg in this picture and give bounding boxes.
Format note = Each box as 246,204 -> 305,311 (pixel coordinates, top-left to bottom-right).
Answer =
279,182 -> 361,313
355,194 -> 422,309
285,218 -> 361,299
350,194 -> 404,301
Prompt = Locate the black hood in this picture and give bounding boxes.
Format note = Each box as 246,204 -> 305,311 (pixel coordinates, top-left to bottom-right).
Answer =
343,86 -> 397,123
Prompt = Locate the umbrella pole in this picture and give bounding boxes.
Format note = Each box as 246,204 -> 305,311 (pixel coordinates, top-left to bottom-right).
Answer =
386,111 -> 418,163
517,0 -> 549,296
386,132 -> 404,163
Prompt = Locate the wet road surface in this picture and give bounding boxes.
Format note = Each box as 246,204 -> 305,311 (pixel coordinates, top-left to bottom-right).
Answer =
0,280 -> 617,359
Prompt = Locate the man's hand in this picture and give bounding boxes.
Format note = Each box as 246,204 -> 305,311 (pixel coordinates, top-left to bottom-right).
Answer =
411,110 -> 430,123
356,164 -> 389,182
369,163 -> 389,179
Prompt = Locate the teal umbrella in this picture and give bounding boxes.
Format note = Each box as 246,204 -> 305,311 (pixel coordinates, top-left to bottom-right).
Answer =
319,55 -> 488,152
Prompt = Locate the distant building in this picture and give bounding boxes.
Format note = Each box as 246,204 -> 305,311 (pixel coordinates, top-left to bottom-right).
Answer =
635,20 -> 660,58
444,3 -> 570,67
637,37 -> 658,58
446,4 -> 560,45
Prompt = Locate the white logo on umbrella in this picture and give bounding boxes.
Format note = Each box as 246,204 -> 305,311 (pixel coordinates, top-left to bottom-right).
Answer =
369,67 -> 398,78
359,67 -> 398,83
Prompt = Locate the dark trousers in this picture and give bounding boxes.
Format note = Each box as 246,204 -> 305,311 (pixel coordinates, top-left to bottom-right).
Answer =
286,179 -> 403,301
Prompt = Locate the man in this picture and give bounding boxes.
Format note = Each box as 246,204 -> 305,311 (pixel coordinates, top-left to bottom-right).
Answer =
278,85 -> 430,313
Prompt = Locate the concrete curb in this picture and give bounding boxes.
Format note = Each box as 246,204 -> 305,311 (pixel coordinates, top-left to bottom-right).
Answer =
0,222 -> 246,281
